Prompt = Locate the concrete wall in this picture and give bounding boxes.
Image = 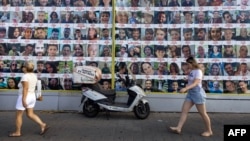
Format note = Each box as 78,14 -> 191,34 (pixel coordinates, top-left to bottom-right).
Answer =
1,90 -> 250,113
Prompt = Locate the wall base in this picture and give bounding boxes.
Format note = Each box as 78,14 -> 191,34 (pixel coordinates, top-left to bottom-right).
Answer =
1,91 -> 250,113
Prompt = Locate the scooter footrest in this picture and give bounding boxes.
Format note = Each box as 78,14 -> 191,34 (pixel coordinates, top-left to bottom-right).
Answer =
99,100 -> 114,106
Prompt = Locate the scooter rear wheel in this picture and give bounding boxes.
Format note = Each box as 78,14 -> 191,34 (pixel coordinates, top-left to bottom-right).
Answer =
134,101 -> 150,119
83,100 -> 99,118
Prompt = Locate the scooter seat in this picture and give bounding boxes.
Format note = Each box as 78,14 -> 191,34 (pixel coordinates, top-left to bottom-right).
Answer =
89,83 -> 116,96
82,83 -> 116,103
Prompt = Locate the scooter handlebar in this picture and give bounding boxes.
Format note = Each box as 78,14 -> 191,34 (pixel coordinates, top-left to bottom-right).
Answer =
116,73 -> 131,87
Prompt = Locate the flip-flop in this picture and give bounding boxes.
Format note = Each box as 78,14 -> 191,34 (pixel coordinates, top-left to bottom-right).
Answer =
201,132 -> 213,137
8,133 -> 22,137
168,127 -> 181,134
40,125 -> 50,135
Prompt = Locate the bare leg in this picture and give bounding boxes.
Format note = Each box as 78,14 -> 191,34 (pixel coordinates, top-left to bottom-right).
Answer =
170,101 -> 194,133
195,104 -> 213,136
9,110 -> 24,136
25,108 -> 46,132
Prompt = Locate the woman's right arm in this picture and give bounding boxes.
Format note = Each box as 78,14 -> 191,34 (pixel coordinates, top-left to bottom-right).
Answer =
21,80 -> 29,108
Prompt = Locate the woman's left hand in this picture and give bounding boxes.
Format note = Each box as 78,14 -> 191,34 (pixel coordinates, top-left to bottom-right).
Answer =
22,100 -> 27,108
180,88 -> 187,93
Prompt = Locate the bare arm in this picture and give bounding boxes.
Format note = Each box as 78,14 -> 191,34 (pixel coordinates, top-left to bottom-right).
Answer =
180,78 -> 201,93
185,79 -> 201,91
22,81 -> 29,108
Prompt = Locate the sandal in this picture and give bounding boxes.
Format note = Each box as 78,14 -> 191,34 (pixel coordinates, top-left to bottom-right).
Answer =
40,125 -> 50,135
8,132 -> 22,137
168,127 -> 181,134
201,132 -> 213,137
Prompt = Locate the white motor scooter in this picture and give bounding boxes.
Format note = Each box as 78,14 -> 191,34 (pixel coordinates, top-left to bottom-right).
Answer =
80,73 -> 150,119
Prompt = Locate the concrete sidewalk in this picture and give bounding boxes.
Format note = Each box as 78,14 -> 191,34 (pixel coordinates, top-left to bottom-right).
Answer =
0,111 -> 249,141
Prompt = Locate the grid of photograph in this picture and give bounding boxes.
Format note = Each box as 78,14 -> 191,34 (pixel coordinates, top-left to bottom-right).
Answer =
114,0 -> 250,94
0,0 -> 250,94
0,0 -> 113,90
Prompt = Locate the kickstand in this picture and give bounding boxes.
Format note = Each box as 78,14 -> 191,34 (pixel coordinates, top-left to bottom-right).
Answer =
105,110 -> 110,120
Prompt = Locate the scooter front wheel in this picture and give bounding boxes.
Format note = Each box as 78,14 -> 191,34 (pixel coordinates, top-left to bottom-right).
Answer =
134,101 -> 150,119
83,100 -> 99,118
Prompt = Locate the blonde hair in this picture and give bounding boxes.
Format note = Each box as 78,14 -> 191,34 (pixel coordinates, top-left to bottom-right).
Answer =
24,61 -> 34,72
186,56 -> 199,69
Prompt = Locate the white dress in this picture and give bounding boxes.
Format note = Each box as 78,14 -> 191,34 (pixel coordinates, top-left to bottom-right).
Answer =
15,73 -> 38,110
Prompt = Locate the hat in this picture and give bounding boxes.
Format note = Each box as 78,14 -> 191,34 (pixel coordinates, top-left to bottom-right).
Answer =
143,11 -> 154,16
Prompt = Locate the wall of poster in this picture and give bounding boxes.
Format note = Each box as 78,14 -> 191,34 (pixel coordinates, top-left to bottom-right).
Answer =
0,0 -> 250,95
0,0 -> 113,91
114,0 -> 250,94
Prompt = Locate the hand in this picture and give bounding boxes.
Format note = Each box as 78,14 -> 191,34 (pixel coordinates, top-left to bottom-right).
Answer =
179,88 -> 187,93
22,100 -> 27,108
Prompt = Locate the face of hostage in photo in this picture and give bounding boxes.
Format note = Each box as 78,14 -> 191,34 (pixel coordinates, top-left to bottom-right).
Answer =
197,46 -> 205,56
62,46 -> 71,56
210,28 -> 221,40
38,12 -> 45,22
223,29 -> 233,40
225,81 -> 235,92
24,28 -> 32,39
88,45 -> 98,57
144,47 -> 152,56
51,31 -> 59,39
64,78 -> 72,90
100,13 -> 110,23
13,28 -> 20,38
88,28 -> 97,39
74,44 -> 83,56
103,81 -> 111,90
158,13 -> 166,23
224,64 -> 234,75
170,30 -> 180,41
239,81 -> 248,91
118,29 -> 126,39
8,79 -> 16,88
224,45 -> 233,55
155,29 -> 165,41
172,81 -> 179,91
142,63 -> 154,75
211,64 -> 220,75
145,80 -> 152,90
144,13 -> 153,24
35,44 -> 45,55
50,78 -> 58,86
197,30 -> 206,40
47,45 -> 58,56
37,63 -> 44,71
116,12 -> 128,24
239,45 -> 248,58
102,46 -> 110,56
183,31 -> 192,41
0,30 -> 6,38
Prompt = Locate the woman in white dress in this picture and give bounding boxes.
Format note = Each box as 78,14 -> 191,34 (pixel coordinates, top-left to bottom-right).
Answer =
9,61 -> 49,137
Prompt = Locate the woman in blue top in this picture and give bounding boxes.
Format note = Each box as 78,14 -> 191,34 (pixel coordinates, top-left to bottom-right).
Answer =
169,56 -> 213,137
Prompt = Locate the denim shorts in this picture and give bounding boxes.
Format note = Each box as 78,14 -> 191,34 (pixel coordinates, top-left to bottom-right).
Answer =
185,87 -> 206,104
